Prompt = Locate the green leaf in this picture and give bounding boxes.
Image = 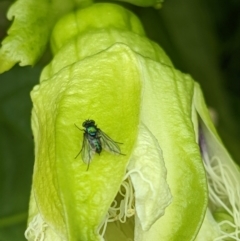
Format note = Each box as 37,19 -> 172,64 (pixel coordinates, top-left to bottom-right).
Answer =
115,0 -> 164,8
0,0 -> 91,74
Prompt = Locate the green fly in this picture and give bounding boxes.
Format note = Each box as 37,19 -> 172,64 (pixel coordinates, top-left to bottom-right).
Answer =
75,119 -> 124,170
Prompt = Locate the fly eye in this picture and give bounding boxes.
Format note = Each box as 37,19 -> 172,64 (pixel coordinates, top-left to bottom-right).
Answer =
82,120 -> 89,127
82,119 -> 95,127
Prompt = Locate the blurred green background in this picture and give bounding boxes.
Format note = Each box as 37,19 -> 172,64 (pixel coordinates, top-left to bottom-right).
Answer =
0,0 -> 239,240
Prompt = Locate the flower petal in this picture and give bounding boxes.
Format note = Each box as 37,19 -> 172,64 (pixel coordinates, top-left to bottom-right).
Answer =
41,3 -> 172,81
194,208 -> 221,241
127,122 -> 172,231
136,57 -> 208,240
30,44 -> 141,240
194,83 -> 240,239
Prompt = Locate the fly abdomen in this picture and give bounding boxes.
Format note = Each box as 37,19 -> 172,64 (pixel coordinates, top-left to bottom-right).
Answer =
88,135 -> 102,154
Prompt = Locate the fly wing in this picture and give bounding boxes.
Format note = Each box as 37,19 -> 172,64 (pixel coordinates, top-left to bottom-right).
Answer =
98,129 -> 123,155
81,132 -> 94,170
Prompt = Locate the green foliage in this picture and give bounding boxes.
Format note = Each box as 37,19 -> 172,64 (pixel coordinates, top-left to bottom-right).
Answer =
0,66 -> 40,240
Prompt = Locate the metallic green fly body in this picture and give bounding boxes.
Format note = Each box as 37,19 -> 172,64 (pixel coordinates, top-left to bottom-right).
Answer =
75,119 -> 124,170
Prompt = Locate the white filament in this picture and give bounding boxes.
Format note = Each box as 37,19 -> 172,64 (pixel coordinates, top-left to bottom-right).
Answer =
98,174 -> 135,238
24,214 -> 47,241
203,150 -> 240,240
25,175 -> 136,240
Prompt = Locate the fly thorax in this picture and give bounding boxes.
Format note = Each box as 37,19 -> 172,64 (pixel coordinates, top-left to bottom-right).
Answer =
87,126 -> 97,136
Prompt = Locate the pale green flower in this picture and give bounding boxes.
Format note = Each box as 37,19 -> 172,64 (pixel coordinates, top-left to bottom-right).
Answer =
0,1 -> 239,241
